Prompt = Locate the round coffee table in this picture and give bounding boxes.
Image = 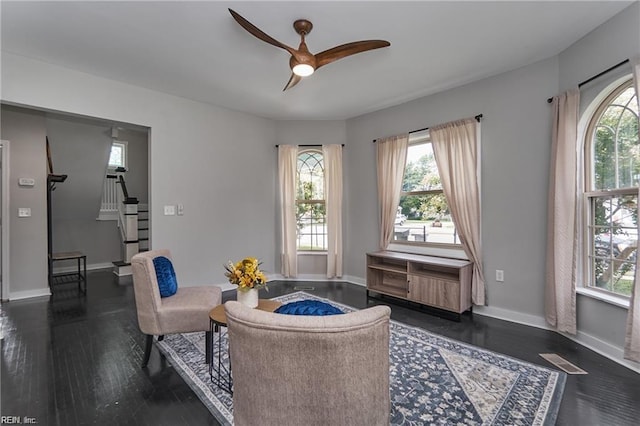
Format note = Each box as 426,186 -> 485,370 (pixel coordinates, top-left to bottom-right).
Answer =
209,299 -> 282,394
209,299 -> 282,326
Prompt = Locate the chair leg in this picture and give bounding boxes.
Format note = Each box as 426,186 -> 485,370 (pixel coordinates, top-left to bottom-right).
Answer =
142,334 -> 153,368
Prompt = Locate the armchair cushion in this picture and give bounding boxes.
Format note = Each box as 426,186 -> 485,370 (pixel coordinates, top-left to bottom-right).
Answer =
153,256 -> 178,297
275,299 -> 343,316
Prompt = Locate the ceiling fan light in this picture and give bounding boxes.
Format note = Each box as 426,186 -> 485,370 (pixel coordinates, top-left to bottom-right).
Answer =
293,63 -> 314,77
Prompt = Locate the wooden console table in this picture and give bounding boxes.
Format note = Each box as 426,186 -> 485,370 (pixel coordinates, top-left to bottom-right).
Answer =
366,251 -> 472,319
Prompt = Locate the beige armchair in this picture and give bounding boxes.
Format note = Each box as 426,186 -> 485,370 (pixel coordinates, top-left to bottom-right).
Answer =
131,249 -> 222,367
225,301 -> 391,426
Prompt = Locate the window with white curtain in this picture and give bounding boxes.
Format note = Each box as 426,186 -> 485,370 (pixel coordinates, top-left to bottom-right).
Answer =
296,149 -> 327,251
396,132 -> 461,247
584,79 -> 638,297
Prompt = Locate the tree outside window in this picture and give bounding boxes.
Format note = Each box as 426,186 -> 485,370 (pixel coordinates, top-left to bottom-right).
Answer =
586,81 -> 638,297
296,150 -> 327,251
396,141 -> 460,245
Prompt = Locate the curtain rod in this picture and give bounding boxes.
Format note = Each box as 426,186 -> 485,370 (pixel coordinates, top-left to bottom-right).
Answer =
372,114 -> 483,143
546,58 -> 630,103
275,144 -> 345,147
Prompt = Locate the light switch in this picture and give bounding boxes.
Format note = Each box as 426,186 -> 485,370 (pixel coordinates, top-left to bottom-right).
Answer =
18,208 -> 31,217
18,178 -> 35,187
177,203 -> 184,216
164,205 -> 176,216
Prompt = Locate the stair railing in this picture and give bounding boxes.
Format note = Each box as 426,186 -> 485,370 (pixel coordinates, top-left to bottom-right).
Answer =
116,175 -> 139,262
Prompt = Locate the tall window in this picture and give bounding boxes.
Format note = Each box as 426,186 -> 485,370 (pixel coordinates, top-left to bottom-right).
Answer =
585,80 -> 638,297
296,150 -> 326,251
108,140 -> 127,169
396,135 -> 460,246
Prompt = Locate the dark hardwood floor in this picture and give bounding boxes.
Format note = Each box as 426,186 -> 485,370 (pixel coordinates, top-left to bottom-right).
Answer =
1,269 -> 639,425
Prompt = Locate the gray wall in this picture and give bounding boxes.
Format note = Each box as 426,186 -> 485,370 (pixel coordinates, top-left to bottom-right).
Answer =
46,115 -> 120,268
345,57 -> 558,318
2,51 -> 277,292
0,106 -> 48,297
344,2 -> 639,368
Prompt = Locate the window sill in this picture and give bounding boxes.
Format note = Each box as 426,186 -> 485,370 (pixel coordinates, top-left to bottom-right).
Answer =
576,287 -> 630,309
297,251 -> 327,256
387,243 -> 468,260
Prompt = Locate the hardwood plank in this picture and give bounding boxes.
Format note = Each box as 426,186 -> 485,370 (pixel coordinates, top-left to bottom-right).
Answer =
1,270 -> 639,425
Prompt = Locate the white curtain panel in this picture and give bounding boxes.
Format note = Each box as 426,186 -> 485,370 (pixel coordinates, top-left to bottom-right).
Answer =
625,58 -> 640,362
545,89 -> 580,335
278,145 -> 298,277
431,119 -> 486,305
323,144 -> 343,278
376,134 -> 409,249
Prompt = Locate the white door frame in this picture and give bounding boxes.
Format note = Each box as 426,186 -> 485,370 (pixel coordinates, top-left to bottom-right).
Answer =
1,140 -> 10,301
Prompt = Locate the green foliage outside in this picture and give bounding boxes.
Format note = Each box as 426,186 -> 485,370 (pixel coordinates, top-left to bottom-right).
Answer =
592,86 -> 638,296
296,151 -> 326,250
399,151 -> 449,221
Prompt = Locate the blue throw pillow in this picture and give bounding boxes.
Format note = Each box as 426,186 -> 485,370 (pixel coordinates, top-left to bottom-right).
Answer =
153,256 -> 178,297
275,300 -> 343,316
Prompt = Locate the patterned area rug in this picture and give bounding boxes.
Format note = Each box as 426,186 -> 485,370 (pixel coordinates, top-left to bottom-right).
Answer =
156,292 -> 565,425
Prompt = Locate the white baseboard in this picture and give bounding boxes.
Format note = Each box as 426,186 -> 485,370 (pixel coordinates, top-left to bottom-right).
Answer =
473,305 -> 640,374
10,288 -> 51,301
344,275 -> 366,286
473,305 -> 550,330
566,329 -> 640,374
53,262 -> 113,274
267,273 -> 365,285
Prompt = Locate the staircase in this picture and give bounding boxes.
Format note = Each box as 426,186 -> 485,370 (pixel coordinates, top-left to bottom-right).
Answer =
138,207 -> 149,252
112,175 -> 145,276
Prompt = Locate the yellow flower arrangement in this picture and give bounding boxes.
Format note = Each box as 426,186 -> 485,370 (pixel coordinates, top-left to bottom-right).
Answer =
224,257 -> 268,291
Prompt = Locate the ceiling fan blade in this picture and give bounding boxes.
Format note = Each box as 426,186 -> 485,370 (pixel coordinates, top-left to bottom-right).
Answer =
315,40 -> 390,69
229,9 -> 299,58
283,73 -> 302,91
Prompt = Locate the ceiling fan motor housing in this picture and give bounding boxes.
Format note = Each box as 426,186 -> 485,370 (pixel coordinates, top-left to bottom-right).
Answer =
293,19 -> 313,35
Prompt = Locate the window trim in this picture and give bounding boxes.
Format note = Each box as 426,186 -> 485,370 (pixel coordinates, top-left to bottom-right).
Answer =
108,140 -> 128,170
295,148 -> 327,252
584,79 -> 636,191
395,134 -> 462,249
581,78 -> 637,299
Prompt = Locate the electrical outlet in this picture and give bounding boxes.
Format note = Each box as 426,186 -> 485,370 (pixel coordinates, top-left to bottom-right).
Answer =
164,205 -> 176,216
18,207 -> 31,217
496,269 -> 504,282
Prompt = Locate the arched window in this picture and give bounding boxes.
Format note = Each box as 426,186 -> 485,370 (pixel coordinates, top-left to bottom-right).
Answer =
584,79 -> 638,297
296,150 -> 326,251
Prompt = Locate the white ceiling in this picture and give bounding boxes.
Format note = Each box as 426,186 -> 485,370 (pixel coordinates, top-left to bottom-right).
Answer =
1,1 -> 633,120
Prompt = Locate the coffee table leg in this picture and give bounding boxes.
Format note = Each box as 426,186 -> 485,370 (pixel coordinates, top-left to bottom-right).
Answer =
205,330 -> 212,364
209,320 -> 233,394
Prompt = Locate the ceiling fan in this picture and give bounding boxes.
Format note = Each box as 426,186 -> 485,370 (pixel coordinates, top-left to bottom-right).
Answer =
228,8 -> 391,91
